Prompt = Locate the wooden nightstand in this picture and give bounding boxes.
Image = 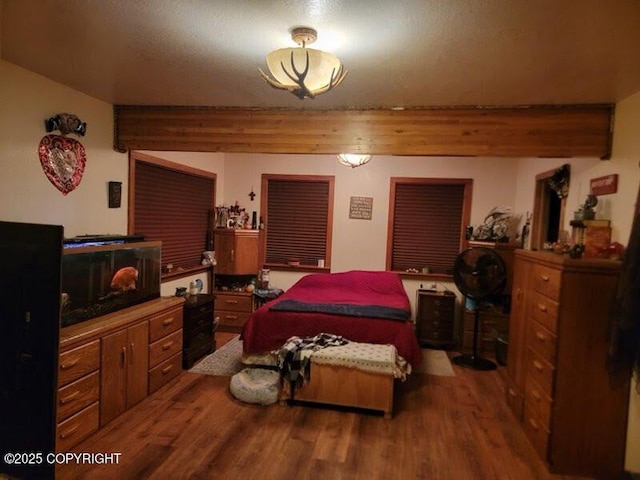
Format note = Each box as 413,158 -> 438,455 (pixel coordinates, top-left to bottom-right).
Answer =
415,290 -> 457,348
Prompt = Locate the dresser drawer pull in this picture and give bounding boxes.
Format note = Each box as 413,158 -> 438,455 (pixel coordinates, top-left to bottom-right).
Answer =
162,341 -> 174,351
507,388 -> 517,398
59,390 -> 80,405
530,389 -> 541,402
537,303 -> 548,313
434,300 -> 441,306
533,360 -> 544,372
432,321 -> 440,326
162,364 -> 174,375
528,417 -> 540,432
60,359 -> 79,370
540,274 -> 550,283
162,318 -> 174,326
535,331 -> 546,341
225,315 -> 238,320
59,424 -> 80,439
433,311 -> 440,317
225,300 -> 239,305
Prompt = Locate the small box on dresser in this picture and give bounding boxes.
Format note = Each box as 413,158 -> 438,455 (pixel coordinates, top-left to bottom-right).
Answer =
182,293 -> 215,368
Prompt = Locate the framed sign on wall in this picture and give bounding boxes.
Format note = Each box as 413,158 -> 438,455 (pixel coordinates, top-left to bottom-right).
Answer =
349,196 -> 373,220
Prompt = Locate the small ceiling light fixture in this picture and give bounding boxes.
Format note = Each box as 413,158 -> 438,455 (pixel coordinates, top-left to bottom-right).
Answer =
337,153 -> 372,168
259,27 -> 347,100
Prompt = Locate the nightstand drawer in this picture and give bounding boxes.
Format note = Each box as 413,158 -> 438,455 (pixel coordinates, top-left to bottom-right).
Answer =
214,293 -> 253,312
215,310 -> 252,328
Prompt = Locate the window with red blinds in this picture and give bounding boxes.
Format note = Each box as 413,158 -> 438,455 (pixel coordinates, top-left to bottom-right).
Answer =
388,178 -> 472,275
131,156 -> 215,270
262,175 -> 334,267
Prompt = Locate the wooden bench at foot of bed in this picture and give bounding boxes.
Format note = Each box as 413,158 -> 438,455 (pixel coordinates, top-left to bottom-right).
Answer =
279,362 -> 394,418
278,342 -> 407,419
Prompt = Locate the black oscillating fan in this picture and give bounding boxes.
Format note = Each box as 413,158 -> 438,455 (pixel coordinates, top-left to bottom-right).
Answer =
452,247 -> 507,370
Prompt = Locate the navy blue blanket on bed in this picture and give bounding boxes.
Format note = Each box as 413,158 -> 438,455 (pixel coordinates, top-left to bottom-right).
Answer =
269,299 -> 410,321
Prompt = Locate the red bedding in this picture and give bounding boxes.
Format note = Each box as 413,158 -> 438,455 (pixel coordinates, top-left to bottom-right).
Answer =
241,270 -> 422,367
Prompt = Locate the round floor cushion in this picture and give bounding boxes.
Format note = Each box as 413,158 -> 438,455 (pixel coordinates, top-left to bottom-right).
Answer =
230,368 -> 280,405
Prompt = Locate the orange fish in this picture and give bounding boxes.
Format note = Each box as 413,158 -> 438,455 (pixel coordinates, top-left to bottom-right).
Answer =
111,267 -> 138,291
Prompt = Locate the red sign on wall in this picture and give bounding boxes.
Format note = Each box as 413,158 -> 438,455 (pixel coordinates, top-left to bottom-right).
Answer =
590,174 -> 618,196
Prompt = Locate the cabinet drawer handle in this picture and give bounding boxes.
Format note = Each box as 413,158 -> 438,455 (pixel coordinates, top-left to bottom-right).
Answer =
60,359 -> 79,370
530,389 -> 541,402
528,417 -> 539,432
226,315 -> 238,320
535,331 -> 546,341
162,364 -> 173,374
434,300 -> 441,306
538,303 -> 548,313
162,341 -> 174,351
433,311 -> 440,317
507,388 -> 517,398
432,321 -> 440,326
59,424 -> 80,439
225,300 -> 239,305
533,360 -> 544,372
121,347 -> 127,366
59,390 -> 80,405
163,318 -> 174,326
540,274 -> 550,283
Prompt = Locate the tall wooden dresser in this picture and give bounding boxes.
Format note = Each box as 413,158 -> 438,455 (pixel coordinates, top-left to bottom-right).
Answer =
214,229 -> 259,332
505,250 -> 628,479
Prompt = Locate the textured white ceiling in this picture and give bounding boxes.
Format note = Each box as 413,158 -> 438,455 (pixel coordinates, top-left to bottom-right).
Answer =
2,0 -> 640,109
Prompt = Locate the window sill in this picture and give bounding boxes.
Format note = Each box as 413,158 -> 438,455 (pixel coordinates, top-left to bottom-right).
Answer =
162,265 -> 212,282
264,263 -> 330,273
396,271 -> 453,281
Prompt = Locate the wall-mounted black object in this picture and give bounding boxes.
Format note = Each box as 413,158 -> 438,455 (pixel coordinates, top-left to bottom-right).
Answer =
108,181 -> 122,208
0,221 -> 63,480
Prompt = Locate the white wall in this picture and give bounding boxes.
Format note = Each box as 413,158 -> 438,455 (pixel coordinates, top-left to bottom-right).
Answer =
0,60 -> 128,236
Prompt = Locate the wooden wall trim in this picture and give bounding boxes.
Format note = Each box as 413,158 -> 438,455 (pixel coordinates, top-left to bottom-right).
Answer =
114,105 -> 613,158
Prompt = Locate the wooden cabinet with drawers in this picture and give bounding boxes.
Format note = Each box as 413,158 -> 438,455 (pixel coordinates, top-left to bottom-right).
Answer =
56,340 -> 100,451
148,304 -> 183,393
214,291 -> 254,332
58,297 -> 184,449
183,293 -> 215,368
214,229 -> 259,275
460,309 -> 509,356
505,250 -> 628,479
415,290 -> 456,347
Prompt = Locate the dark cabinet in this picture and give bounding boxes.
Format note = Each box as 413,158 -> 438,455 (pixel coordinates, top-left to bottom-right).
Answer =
183,294 -> 215,368
415,290 -> 456,347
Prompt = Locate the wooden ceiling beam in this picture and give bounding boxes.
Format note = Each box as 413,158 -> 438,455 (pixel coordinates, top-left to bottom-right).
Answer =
113,105 -> 613,158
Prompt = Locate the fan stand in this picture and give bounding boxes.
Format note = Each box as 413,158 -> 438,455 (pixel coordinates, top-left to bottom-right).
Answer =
452,302 -> 497,371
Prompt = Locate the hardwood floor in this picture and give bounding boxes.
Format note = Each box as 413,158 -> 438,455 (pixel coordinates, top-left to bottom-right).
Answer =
57,333 -> 595,480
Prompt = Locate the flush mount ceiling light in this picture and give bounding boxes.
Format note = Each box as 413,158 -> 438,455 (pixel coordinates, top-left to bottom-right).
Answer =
259,27 -> 347,100
337,153 -> 372,168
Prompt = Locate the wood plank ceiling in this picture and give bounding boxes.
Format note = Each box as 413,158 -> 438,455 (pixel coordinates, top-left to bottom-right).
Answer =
114,105 -> 613,158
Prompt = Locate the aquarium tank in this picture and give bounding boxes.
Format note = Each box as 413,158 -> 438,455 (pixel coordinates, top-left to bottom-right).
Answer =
61,239 -> 161,327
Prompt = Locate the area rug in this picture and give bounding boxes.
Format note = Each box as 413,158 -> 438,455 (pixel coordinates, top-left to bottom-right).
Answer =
189,335 -> 244,376
190,336 -> 455,378
414,349 -> 456,377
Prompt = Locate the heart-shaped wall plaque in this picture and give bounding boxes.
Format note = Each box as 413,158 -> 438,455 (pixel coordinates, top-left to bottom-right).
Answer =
38,134 -> 86,195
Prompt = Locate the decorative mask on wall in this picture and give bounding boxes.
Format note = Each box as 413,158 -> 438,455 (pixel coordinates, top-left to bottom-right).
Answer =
39,113 -> 87,195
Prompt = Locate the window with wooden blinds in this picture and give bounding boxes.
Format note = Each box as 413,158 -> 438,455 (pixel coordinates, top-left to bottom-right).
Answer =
261,174 -> 334,268
130,153 -> 216,271
387,178 -> 472,275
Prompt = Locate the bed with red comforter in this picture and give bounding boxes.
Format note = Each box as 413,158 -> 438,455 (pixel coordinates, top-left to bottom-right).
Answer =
241,270 -> 422,367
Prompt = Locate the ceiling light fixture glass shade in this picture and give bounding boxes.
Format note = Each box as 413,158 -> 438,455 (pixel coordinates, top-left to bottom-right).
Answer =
259,27 -> 347,100
337,154 -> 372,168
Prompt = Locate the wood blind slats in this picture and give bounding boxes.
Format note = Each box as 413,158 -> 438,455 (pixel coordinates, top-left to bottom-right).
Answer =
265,178 -> 331,266
134,160 -> 214,268
390,181 -> 470,274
